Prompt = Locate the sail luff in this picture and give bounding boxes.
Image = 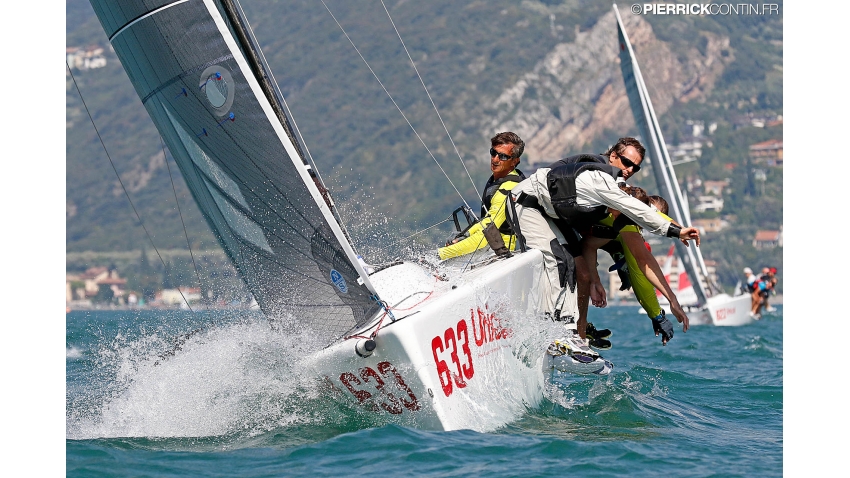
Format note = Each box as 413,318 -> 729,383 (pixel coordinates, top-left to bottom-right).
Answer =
613,8 -> 681,223
613,4 -> 709,305
637,66 -> 714,293
209,0 -> 378,298
222,0 -> 357,247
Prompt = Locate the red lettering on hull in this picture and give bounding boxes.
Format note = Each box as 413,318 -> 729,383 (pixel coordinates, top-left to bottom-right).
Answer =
430,305 -> 512,397
715,307 -> 736,321
335,361 -> 421,414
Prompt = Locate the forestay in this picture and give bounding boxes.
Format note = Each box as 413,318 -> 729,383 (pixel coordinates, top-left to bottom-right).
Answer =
88,0 -> 382,345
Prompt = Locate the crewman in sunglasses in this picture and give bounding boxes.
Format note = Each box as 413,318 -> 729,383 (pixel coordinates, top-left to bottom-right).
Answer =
438,132 -> 527,260
509,137 -> 699,343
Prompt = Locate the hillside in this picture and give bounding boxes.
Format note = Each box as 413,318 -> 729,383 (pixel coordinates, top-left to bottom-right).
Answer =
66,0 -> 783,290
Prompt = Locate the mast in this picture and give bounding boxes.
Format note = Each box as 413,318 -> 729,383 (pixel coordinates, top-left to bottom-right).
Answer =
613,4 -> 711,305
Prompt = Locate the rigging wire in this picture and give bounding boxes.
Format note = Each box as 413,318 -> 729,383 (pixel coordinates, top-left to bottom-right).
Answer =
319,0 -> 474,213
66,63 -> 198,315
377,0 -> 481,202
160,138 -> 200,285
368,215 -> 453,256
160,137 -> 213,311
68,62 -> 238,363
455,197 -> 512,275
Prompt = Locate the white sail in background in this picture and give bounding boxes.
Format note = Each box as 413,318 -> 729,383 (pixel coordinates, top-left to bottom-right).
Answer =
613,4 -> 711,306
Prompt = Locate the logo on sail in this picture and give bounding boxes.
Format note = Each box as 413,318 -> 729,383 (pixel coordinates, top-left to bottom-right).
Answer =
330,269 -> 348,293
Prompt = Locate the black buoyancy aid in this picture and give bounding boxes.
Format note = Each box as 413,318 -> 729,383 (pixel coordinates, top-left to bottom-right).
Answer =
546,154 -> 622,228
481,169 -> 526,234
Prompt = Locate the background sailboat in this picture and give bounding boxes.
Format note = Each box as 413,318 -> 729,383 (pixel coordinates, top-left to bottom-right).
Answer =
613,4 -> 753,326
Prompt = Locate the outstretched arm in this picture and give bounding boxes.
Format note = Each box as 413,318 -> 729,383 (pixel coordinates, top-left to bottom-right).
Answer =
577,172 -> 701,246
620,231 -> 689,332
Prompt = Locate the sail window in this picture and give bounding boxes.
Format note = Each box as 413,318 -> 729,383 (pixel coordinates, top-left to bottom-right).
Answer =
199,66 -> 234,115
204,73 -> 228,107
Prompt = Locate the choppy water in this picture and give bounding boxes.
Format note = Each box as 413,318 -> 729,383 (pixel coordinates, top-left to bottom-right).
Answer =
66,305 -> 782,476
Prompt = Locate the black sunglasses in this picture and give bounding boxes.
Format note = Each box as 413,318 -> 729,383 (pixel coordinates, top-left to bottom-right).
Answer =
490,147 -> 516,161
615,152 -> 641,173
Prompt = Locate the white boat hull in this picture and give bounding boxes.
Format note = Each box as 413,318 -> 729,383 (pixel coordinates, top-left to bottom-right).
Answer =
684,293 -> 755,326
300,251 -> 610,431
705,293 -> 754,326
301,251 -> 551,431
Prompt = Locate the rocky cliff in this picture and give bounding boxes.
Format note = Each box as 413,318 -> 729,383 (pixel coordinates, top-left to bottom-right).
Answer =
479,11 -> 733,162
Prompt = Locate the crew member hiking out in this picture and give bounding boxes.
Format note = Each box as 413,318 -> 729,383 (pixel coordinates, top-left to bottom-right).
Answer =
508,137 -> 700,342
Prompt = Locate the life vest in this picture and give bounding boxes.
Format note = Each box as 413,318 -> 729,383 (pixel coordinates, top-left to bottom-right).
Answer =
481,169 -> 526,235
546,154 -> 623,229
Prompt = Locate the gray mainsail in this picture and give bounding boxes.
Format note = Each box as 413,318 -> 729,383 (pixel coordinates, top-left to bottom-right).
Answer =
613,4 -> 711,306
88,0 -> 383,343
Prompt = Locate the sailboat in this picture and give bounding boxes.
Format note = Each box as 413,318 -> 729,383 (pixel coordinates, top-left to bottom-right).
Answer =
85,0 -> 613,431
613,4 -> 753,326
655,243 -> 703,310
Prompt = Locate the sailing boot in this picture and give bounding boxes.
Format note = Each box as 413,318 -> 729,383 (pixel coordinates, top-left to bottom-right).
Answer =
586,322 -> 611,338
585,322 -> 612,350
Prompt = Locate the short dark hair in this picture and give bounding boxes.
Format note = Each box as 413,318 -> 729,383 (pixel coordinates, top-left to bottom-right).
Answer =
619,184 -> 649,205
491,131 -> 525,159
649,195 -> 669,214
603,137 -> 646,161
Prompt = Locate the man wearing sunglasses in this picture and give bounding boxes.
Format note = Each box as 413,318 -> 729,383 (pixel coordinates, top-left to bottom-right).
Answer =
509,137 -> 699,343
438,132 -> 527,260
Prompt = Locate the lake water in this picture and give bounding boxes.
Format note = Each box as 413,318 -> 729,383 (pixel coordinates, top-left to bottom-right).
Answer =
65,305 -> 783,476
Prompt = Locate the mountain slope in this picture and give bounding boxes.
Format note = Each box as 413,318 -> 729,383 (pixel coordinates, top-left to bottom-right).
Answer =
66,0 -> 782,273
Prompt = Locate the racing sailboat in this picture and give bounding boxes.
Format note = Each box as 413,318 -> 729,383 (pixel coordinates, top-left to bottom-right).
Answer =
613,4 -> 753,326
85,0 -> 612,431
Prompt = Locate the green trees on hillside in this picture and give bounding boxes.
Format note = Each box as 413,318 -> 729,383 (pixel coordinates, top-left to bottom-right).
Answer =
67,0 -> 782,293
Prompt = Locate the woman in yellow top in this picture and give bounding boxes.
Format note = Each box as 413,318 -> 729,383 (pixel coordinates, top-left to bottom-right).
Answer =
581,191 -> 691,346
438,132 -> 527,260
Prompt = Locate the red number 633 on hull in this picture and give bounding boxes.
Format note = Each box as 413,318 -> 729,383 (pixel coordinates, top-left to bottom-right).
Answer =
431,307 -> 512,398
327,361 -> 421,415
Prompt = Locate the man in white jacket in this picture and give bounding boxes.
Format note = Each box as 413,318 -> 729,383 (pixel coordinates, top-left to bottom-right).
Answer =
509,137 -> 699,342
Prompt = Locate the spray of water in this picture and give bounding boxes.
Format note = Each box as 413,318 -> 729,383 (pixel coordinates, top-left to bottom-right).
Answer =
66,315 -> 347,441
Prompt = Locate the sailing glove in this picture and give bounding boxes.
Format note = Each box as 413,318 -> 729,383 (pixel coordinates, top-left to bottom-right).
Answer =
651,310 -> 674,345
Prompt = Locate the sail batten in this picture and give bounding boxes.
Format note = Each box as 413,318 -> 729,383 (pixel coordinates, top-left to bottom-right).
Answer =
89,0 -> 383,345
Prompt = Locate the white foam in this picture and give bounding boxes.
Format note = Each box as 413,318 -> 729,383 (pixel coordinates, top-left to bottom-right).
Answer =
66,317 -> 327,439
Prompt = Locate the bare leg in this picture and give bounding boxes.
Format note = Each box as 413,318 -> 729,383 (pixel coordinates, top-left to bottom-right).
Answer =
575,256 -> 591,338
751,291 -> 761,314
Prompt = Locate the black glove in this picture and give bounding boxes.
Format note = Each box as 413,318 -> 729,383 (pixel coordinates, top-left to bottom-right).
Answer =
444,233 -> 466,247
608,252 -> 626,272
608,252 -> 632,291
651,310 -> 674,345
